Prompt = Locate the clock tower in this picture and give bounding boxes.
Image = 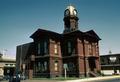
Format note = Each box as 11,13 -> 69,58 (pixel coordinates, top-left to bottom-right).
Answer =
63,5 -> 79,33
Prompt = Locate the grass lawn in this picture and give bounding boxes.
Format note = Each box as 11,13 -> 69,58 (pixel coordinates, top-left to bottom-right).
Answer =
32,77 -> 86,81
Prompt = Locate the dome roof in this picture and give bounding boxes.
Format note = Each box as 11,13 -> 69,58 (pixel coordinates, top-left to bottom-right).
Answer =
66,5 -> 77,16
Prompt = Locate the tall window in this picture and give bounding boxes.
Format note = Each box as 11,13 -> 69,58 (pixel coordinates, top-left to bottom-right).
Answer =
88,44 -> 92,55
54,61 -> 58,71
36,61 -> 48,72
44,41 -> 47,54
68,41 -> 72,54
44,61 -> 47,71
37,62 -> 41,72
95,43 -> 98,55
37,41 -> 48,55
38,43 -> 41,54
54,44 -> 58,54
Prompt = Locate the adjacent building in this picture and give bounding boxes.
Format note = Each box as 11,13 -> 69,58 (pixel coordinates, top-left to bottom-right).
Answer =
0,54 -> 16,78
100,53 -> 120,75
16,5 -> 101,78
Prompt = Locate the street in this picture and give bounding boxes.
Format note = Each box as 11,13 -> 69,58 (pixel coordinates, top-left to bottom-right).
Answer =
1,76 -> 120,82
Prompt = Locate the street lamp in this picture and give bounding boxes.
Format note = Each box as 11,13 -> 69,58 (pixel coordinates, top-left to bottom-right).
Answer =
109,56 -> 117,75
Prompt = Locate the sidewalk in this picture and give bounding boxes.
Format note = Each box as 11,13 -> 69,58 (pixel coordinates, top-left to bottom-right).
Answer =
59,75 -> 120,82
1,75 -> 120,82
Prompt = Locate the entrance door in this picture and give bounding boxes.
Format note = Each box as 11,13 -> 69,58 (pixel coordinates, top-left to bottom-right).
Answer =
88,57 -> 96,71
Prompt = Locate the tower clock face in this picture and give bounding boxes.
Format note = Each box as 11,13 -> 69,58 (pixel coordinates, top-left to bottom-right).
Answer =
65,9 -> 69,16
73,10 -> 77,16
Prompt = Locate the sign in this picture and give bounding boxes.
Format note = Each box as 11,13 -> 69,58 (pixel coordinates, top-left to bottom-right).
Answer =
63,64 -> 67,79
63,64 -> 67,69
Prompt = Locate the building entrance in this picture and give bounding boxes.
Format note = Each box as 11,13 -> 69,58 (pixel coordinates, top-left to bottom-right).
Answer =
88,57 -> 96,72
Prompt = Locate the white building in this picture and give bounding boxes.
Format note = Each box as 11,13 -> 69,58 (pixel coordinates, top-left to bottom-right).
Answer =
0,54 -> 16,78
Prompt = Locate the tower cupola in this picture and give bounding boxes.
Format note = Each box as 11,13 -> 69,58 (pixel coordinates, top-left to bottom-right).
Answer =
63,5 -> 79,33
64,5 -> 77,17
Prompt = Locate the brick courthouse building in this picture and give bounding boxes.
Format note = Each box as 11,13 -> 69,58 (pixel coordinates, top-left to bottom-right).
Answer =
16,5 -> 101,78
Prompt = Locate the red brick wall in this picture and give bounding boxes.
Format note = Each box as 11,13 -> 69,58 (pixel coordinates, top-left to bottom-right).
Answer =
49,39 -> 62,77
77,38 -> 84,56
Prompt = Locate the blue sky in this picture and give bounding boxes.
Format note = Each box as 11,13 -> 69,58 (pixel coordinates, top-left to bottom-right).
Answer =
0,0 -> 120,58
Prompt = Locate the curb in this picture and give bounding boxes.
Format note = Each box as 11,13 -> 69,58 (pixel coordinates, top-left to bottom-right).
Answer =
58,75 -> 120,82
